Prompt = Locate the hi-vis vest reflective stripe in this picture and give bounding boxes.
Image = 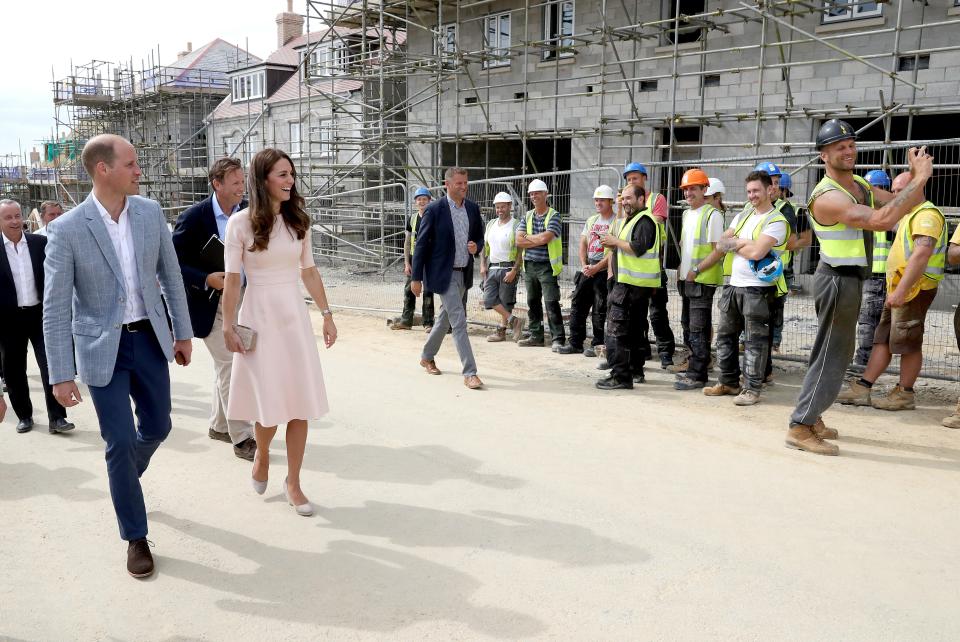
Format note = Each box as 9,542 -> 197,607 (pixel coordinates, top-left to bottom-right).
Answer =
409,211 -> 422,257
483,217 -> 517,261
872,231 -> 891,274
901,201 -> 948,283
690,204 -> 723,286
772,198 -> 794,268
525,208 -> 563,276
722,208 -> 790,296
808,175 -> 875,268
616,209 -> 661,287
647,192 -> 668,249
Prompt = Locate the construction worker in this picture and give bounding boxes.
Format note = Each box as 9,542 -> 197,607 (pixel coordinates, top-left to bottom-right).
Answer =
672,169 -> 723,391
786,118 -> 932,456
516,179 -> 565,350
705,170 -> 788,406
392,187 -> 435,332
836,172 -> 946,411
623,162 -> 675,368
480,192 -> 523,342
850,169 -> 895,370
596,184 -> 657,390
705,177 -> 727,216
558,185 -> 616,356
941,229 -> 960,428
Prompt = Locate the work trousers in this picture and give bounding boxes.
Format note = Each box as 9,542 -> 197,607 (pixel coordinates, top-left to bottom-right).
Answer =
401,274 -> 435,327
678,281 -> 717,383
203,299 -> 254,445
567,266 -> 607,350
0,304 -> 66,423
716,286 -> 775,392
642,272 -> 676,363
765,294 -> 785,379
790,269 -> 863,427
524,260 -> 565,344
422,271 -> 477,376
854,275 -> 886,367
605,282 -> 651,384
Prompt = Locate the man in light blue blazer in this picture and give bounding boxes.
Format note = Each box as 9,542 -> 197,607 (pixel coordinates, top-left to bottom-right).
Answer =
43,134 -> 193,579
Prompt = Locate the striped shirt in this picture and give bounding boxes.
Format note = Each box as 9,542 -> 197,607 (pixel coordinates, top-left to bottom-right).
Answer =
517,209 -> 562,263
447,195 -> 469,268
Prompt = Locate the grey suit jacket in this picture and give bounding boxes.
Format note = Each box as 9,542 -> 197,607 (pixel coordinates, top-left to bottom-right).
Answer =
43,194 -> 193,387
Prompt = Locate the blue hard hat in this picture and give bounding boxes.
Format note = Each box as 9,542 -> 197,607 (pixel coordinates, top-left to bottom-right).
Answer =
863,170 -> 891,189
413,187 -> 432,200
623,162 -> 648,178
779,173 -> 792,190
750,253 -> 784,284
754,161 -> 783,177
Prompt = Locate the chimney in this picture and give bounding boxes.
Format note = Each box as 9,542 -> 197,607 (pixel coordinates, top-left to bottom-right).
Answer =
277,1 -> 304,48
177,41 -> 193,59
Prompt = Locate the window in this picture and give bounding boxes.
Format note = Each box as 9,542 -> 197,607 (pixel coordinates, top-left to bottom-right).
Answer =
702,74 -> 720,88
301,44 -> 347,78
639,79 -> 658,92
232,71 -> 265,102
312,119 -> 333,157
439,23 -> 457,55
897,54 -> 930,72
289,122 -> 301,155
483,12 -> 511,69
543,1 -> 575,61
822,1 -> 882,24
663,0 -> 705,45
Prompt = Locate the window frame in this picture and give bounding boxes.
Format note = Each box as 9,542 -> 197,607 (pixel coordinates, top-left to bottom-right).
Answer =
289,121 -> 302,156
821,0 -> 882,24
483,11 -> 512,69
542,1 -> 575,62
232,70 -> 265,102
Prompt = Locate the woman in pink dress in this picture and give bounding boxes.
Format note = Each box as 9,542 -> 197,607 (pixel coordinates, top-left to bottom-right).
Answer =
222,148 -> 337,517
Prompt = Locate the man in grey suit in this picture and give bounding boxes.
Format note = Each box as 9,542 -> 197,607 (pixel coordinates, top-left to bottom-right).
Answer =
44,134 -> 193,579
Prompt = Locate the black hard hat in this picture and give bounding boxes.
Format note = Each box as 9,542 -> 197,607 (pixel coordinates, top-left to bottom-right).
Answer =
816,119 -> 856,149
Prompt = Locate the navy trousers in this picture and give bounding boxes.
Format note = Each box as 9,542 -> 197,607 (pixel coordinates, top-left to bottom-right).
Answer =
88,326 -> 172,541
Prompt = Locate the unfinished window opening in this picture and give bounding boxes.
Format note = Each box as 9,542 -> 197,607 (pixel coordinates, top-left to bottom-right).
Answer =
662,0 -> 706,46
542,1 -> 575,61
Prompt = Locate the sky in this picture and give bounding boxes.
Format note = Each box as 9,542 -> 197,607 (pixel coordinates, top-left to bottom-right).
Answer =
0,0 -> 288,162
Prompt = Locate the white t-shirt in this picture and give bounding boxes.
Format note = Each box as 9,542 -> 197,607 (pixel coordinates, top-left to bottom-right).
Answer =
486,218 -> 516,264
679,205 -> 723,276
581,213 -> 615,263
728,207 -> 787,288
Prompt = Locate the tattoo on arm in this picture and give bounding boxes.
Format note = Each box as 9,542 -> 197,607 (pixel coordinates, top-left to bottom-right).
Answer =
887,182 -> 918,214
914,236 -> 936,247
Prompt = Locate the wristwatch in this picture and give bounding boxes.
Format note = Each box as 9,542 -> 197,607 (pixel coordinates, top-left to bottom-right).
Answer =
692,265 -> 701,274
321,308 -> 333,317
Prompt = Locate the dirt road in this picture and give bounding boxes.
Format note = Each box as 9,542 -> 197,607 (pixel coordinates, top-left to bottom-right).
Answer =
2,309 -> 958,640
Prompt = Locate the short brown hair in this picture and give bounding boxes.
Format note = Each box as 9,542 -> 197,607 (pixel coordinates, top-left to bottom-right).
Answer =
39,200 -> 63,215
81,134 -> 123,176
622,183 -> 646,203
208,157 -> 243,187
745,170 -> 773,188
444,166 -> 468,181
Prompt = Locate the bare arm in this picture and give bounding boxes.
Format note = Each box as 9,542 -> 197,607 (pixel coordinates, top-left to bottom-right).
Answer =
517,230 -> 557,248
403,231 -> 412,268
888,235 -> 935,307
302,267 -> 337,348
578,234 -> 589,269
717,233 -> 780,261
788,229 -> 813,251
948,243 -> 960,266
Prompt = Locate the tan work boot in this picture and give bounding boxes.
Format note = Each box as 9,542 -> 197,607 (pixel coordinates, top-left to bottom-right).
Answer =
390,321 -> 412,330
785,424 -> 839,456
733,389 -> 760,406
487,327 -> 507,342
871,384 -> 915,411
666,357 -> 688,374
812,417 -> 839,440
836,379 -> 871,406
941,400 -> 960,429
703,382 -> 740,397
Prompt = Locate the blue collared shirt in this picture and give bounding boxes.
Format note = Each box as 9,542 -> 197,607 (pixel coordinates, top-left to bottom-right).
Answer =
212,194 -> 240,240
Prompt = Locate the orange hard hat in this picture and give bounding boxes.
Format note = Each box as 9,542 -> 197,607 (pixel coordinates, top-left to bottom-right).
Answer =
680,168 -> 710,189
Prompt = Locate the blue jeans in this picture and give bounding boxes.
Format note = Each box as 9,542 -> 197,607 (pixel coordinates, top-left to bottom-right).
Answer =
88,326 -> 172,541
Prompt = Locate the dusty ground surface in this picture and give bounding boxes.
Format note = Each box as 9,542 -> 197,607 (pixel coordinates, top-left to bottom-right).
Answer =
2,308 -> 959,641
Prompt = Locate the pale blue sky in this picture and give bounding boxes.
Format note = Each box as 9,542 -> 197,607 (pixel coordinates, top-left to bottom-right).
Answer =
0,0 -> 288,162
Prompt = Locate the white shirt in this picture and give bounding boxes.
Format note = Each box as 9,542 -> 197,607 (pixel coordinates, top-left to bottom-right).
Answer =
486,218 -> 516,265
36,225 -> 48,237
728,207 -> 787,288
2,233 -> 39,307
679,205 -> 723,276
91,192 -> 148,323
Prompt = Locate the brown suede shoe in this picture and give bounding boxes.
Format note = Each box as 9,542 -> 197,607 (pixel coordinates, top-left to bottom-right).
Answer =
812,417 -> 839,440
127,538 -> 155,578
942,400 -> 960,429
464,375 -> 484,390
487,327 -> 507,342
233,438 -> 257,461
785,424 -> 839,456
390,322 -> 412,330
420,358 -> 441,375
703,382 -> 740,397
208,428 -> 231,443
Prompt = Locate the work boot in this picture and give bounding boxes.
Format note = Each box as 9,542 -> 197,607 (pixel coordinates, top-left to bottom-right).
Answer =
666,357 -> 688,374
812,417 -> 839,440
660,357 -> 673,370
551,341 -> 564,353
941,400 -> 960,429
836,379 -> 871,406
487,327 -> 507,342
785,424 -> 839,456
871,384 -> 915,411
518,336 -> 545,347
596,376 -> 632,390
390,321 -> 412,330
510,315 -> 525,341
703,382 -> 740,397
583,345 -> 597,358
674,375 -> 704,391
556,343 -> 582,354
632,372 -> 646,384
596,359 -> 611,370
733,389 -> 760,406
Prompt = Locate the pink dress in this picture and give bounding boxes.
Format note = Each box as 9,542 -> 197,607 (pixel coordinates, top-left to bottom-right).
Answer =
224,210 -> 328,426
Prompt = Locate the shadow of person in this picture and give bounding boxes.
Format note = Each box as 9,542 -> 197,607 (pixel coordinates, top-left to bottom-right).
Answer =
0,461 -> 105,502
149,512 -> 544,637
316,502 -> 649,567
300,444 -> 525,489
62,421 -> 211,455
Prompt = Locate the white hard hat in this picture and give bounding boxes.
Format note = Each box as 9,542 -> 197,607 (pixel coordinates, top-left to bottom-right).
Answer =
593,184 -> 616,200
527,179 -> 548,194
705,177 -> 726,196
493,191 -> 513,204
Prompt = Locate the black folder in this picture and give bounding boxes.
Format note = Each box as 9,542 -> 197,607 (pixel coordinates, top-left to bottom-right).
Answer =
200,234 -> 226,273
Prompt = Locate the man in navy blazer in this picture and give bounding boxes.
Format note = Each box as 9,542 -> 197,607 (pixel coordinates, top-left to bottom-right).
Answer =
172,158 -> 255,461
411,167 -> 485,389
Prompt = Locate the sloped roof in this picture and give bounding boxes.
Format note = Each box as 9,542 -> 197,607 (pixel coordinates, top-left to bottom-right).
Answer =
171,38 -> 262,82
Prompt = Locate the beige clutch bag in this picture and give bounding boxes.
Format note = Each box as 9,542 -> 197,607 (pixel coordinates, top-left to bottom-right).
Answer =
233,324 -> 258,351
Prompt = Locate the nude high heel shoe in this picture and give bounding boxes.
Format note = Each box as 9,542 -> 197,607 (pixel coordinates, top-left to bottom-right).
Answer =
252,451 -> 267,495
284,477 -> 314,516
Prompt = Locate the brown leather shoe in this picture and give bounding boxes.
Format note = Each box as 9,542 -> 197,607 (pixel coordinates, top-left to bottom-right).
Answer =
420,358 -> 441,375
233,438 -> 257,461
127,538 -> 155,578
812,417 -> 839,440
390,322 -> 412,330
703,382 -> 740,397
785,424 -> 839,456
208,428 -> 231,443
464,375 -> 484,390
